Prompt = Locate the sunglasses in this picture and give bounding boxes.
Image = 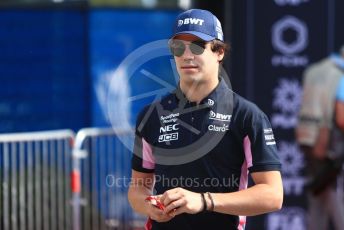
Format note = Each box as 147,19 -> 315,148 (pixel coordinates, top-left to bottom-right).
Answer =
168,39 -> 207,57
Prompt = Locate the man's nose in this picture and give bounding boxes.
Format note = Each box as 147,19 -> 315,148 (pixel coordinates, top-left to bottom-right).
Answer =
182,45 -> 194,59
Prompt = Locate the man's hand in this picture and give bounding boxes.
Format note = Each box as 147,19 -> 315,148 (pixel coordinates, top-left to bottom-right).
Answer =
312,126 -> 330,160
146,195 -> 174,222
160,188 -> 203,216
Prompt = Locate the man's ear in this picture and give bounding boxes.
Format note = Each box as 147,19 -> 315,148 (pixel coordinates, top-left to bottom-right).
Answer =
217,48 -> 225,62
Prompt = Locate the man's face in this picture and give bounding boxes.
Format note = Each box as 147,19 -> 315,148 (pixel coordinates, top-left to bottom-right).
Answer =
171,34 -> 224,85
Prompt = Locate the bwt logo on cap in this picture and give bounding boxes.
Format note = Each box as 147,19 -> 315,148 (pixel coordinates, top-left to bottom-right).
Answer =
178,18 -> 205,27
172,9 -> 224,42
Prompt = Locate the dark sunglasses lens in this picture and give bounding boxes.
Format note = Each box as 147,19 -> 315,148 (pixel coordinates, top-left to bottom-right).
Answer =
190,41 -> 206,55
170,40 -> 185,57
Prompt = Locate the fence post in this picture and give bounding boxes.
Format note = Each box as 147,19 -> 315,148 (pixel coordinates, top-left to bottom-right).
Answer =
71,144 -> 88,230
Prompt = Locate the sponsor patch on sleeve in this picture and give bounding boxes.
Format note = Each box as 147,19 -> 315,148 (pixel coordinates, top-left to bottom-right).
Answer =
264,128 -> 276,145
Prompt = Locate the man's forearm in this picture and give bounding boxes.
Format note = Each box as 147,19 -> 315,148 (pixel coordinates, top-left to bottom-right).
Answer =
128,184 -> 153,216
336,101 -> 344,131
210,183 -> 283,216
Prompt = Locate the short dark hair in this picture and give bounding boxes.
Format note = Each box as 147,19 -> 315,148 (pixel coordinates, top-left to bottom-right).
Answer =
210,40 -> 230,63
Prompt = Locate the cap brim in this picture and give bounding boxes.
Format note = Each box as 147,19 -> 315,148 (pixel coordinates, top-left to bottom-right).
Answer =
171,31 -> 215,42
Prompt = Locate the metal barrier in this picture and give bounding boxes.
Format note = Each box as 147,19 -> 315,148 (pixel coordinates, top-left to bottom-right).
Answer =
73,128 -> 145,230
0,129 -> 75,230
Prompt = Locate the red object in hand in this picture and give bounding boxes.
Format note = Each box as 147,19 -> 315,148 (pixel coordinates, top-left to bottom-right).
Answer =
145,196 -> 165,210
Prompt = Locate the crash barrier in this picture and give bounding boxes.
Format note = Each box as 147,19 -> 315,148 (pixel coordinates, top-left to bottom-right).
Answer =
0,128 -> 145,230
0,130 -> 75,230
72,128 -> 145,230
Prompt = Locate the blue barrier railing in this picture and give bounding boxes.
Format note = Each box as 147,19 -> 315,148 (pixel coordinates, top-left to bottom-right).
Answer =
0,130 -> 75,230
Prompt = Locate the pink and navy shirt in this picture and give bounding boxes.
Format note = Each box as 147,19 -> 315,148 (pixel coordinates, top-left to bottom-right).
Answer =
131,79 -> 281,230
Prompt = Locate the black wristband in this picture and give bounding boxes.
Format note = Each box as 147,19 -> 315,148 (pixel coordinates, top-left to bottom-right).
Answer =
200,193 -> 207,213
206,192 -> 214,211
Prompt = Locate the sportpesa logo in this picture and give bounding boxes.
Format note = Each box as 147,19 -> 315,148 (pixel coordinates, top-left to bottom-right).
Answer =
160,113 -> 179,124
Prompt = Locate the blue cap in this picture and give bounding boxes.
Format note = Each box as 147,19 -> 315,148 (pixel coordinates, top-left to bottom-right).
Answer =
171,9 -> 224,42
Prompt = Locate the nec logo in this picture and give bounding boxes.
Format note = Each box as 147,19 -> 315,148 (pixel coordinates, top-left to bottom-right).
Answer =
178,18 -> 204,27
159,124 -> 179,133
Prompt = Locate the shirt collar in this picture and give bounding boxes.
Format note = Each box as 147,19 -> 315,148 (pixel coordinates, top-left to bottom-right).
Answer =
174,78 -> 229,109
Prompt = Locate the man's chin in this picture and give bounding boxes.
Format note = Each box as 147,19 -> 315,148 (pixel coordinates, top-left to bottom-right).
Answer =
181,74 -> 203,84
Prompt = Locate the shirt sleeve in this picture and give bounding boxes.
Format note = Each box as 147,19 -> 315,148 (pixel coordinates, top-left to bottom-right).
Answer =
244,108 -> 281,173
131,106 -> 155,173
336,76 -> 344,102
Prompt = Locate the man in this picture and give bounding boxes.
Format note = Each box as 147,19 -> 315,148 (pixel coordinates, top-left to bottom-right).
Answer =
296,46 -> 344,230
128,9 -> 283,229
335,46 -> 344,132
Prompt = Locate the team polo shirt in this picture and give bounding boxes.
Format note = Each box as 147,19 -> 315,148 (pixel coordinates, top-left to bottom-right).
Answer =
132,79 -> 281,230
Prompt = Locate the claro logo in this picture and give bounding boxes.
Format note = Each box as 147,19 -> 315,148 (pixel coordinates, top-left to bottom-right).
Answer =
208,124 -> 229,132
